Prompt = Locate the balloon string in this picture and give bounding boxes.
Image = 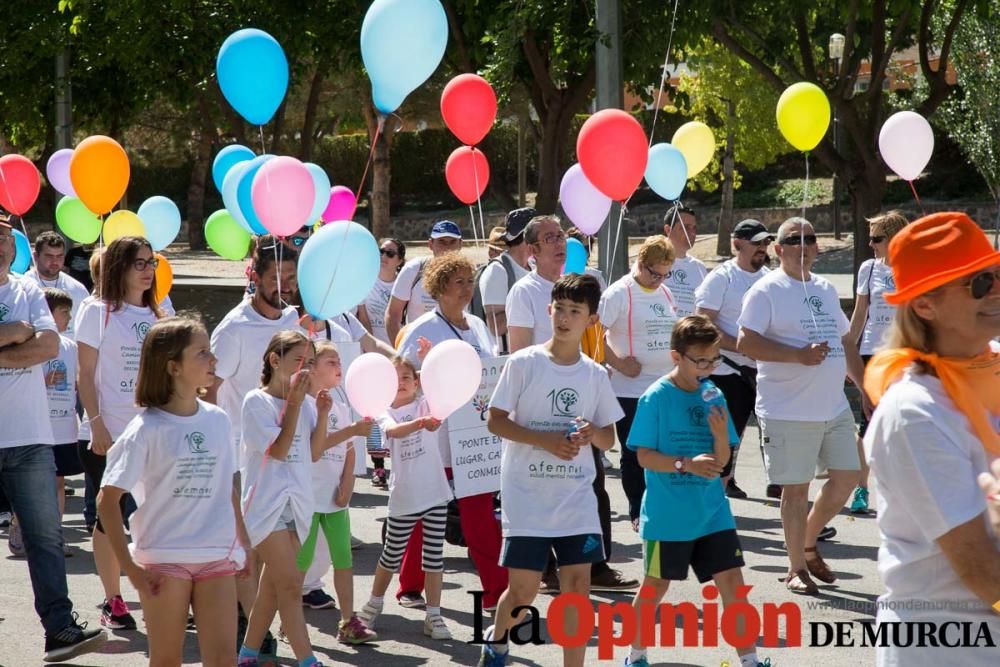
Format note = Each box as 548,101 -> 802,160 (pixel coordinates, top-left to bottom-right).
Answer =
468,206 -> 479,249
471,149 -> 487,247
648,0 -> 682,145
356,117 -> 384,210
258,126 -> 266,155
609,204 -> 627,277
16,215 -> 36,270
908,180 -> 926,217
802,152 -> 810,219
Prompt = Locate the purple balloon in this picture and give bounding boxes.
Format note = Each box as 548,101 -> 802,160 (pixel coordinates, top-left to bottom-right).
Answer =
559,163 -> 612,235
322,185 -> 357,222
46,149 -> 76,197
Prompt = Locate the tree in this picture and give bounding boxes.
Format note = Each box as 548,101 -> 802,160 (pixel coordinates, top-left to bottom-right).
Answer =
934,0 -> 1000,246
672,37 -> 791,255
687,0 -> 972,271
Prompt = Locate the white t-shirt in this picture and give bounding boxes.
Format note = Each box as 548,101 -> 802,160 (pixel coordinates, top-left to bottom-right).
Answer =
75,299 -> 160,440
738,270 -> 850,421
865,368 -> 1000,666
599,273 -> 678,397
377,398 -> 453,517
361,277 -> 395,344
24,269 -> 89,338
310,396 -> 352,514
303,312 -> 366,343
585,267 -> 608,292
0,276 -> 57,448
505,271 -> 555,346
211,300 -> 300,445
489,346 -> 624,537
695,260 -> 769,373
480,254 -> 530,308
662,255 -> 707,317
391,257 -> 436,324
240,389 -> 316,546
102,401 -> 244,567
45,334 -> 79,444
857,259 -> 897,356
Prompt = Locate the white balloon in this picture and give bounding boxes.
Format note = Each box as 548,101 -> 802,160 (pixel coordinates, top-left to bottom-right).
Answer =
879,111 -> 934,181
420,340 -> 483,420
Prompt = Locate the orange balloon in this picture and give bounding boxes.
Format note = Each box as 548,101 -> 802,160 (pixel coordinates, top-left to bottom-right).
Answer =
154,253 -> 173,305
70,136 -> 130,215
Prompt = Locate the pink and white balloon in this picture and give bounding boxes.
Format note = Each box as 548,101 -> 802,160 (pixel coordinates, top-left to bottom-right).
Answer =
420,340 -> 483,420
559,163 -> 612,235
46,149 -> 76,197
345,353 -> 398,419
250,156 -> 315,237
879,111 -> 934,182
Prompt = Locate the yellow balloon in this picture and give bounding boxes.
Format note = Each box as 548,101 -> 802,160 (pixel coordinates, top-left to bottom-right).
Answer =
671,121 -> 715,178
776,82 -> 831,152
103,210 -> 146,243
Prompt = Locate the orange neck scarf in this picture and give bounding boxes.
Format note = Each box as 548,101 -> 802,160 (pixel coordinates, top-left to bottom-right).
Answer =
864,344 -> 1000,455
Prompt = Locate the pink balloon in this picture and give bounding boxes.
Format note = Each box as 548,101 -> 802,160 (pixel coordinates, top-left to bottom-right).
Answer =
322,185 -> 357,223
421,340 -> 483,420
559,163 -> 612,235
250,155 -> 315,237
345,353 -> 398,418
46,149 -> 76,197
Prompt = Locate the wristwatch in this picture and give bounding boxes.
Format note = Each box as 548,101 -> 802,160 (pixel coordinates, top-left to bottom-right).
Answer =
674,457 -> 686,473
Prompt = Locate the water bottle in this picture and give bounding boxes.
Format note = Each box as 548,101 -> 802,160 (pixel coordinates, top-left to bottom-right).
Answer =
564,417 -> 581,439
700,380 -> 725,408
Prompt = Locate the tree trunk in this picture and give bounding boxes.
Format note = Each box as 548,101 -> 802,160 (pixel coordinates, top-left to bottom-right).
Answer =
269,100 -> 287,155
849,168 -> 884,291
299,65 -> 326,161
480,132 -> 515,212
186,94 -> 216,251
534,109 -> 562,213
364,100 -> 396,239
716,100 -> 736,257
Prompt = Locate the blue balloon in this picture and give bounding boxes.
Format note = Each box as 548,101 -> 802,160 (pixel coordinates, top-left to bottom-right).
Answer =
11,229 -> 31,274
645,143 -> 688,201
361,0 -> 448,114
304,163 -> 331,224
236,155 -> 273,235
221,161 -> 254,233
212,144 -> 255,193
217,29 -> 288,125
564,238 -> 588,275
298,222 -> 380,319
137,196 -> 182,251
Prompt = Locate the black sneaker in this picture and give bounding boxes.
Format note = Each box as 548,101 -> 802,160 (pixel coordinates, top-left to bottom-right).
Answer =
590,567 -> 639,592
44,613 -> 107,663
766,484 -> 783,499
100,595 -> 137,631
302,588 -> 336,609
235,612 -> 247,653
725,479 -> 748,499
818,526 -> 837,542
260,630 -> 279,665
540,568 -> 560,593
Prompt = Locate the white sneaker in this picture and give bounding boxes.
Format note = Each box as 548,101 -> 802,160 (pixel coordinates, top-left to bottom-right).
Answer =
357,600 -> 382,630
424,614 -> 452,640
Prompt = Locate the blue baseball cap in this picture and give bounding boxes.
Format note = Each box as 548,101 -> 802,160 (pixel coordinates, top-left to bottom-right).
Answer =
430,220 -> 462,240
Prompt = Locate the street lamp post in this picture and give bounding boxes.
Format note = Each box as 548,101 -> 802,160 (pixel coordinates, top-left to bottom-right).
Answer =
829,33 -> 845,241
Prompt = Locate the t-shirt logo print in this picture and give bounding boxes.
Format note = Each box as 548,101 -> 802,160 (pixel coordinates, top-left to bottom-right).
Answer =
45,359 -> 69,390
805,295 -> 825,315
650,303 -> 670,318
185,431 -> 208,454
688,405 -> 707,427
132,321 -> 152,342
0,303 -> 9,322
672,269 -> 688,285
548,388 -> 579,417
884,274 -> 896,291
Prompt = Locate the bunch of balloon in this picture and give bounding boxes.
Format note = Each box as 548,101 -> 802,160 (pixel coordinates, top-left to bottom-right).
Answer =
879,111 -> 934,210
441,73 -> 498,243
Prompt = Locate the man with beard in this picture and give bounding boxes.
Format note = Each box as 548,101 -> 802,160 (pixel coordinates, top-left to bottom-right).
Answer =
206,234 -> 299,660
696,220 -> 772,500
23,232 -> 89,338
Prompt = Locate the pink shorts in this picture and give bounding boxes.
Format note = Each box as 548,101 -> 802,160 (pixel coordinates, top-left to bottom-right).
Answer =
143,558 -> 238,582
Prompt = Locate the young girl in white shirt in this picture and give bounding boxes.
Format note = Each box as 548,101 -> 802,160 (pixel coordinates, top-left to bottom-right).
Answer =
98,316 -> 251,667
295,341 -> 377,644
238,331 -> 327,667
357,357 -> 454,640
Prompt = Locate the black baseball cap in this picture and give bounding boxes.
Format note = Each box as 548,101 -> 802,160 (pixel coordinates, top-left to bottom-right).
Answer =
502,207 -> 536,242
732,219 -> 773,243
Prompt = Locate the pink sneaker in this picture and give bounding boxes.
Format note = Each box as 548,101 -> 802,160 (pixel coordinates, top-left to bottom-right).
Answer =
338,615 -> 377,644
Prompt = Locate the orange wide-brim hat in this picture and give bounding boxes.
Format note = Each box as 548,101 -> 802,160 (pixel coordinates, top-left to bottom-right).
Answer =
884,211 -> 1000,305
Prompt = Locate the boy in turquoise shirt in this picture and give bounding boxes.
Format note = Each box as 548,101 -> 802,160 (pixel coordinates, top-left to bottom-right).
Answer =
624,315 -> 766,667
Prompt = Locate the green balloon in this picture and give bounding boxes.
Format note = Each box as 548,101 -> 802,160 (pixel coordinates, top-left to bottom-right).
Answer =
55,196 -> 102,244
205,209 -> 252,260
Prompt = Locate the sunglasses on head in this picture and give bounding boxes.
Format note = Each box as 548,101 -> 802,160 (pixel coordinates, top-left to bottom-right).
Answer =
780,234 -> 818,246
869,235 -> 886,244
379,248 -> 399,259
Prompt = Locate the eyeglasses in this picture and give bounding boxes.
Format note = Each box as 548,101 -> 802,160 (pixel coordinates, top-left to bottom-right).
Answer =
966,269 -> 1000,300
683,354 -> 723,370
643,264 -> 669,282
132,257 -> 160,272
0,233 -> 12,242
290,235 -> 308,247
779,234 -> 818,246
869,235 -> 886,244
379,248 -> 399,259
538,231 -> 567,245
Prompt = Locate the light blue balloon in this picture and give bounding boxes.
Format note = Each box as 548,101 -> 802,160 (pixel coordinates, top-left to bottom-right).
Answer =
361,0 -> 448,114
11,229 -> 31,274
298,222 -> 380,319
564,238 -> 588,275
137,196 -> 182,251
304,163 -> 331,223
212,144 -> 255,193
237,155 -> 273,235
222,161 -> 254,233
217,29 -> 289,125
645,143 -> 688,201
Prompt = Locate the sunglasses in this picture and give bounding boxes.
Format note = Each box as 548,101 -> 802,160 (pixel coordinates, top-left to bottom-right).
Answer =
780,234 -> 818,246
869,235 -> 886,244
683,354 -> 723,370
132,257 -> 159,272
379,248 -> 399,259
290,235 -> 308,247
965,269 -> 1000,300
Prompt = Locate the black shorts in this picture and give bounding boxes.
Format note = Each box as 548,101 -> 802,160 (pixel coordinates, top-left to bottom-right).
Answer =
643,529 -> 745,583
859,355 -> 873,436
53,442 -> 84,477
77,439 -> 129,533
500,533 -> 605,572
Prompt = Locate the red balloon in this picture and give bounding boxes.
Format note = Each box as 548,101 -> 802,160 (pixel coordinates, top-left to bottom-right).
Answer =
445,147 -> 490,204
441,74 -> 498,146
0,155 -> 41,216
576,109 -> 648,202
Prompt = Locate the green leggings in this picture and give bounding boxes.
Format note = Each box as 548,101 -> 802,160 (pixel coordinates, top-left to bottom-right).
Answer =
296,510 -> 353,572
